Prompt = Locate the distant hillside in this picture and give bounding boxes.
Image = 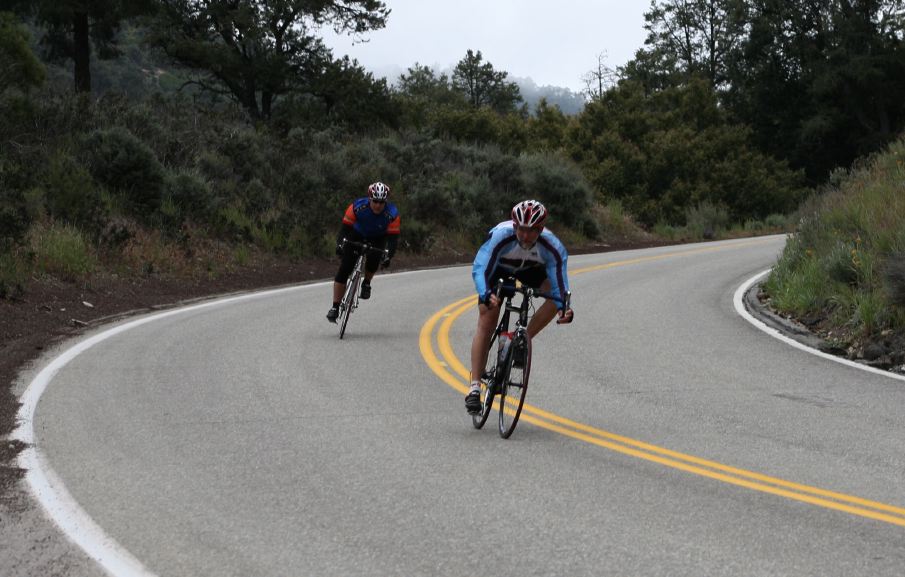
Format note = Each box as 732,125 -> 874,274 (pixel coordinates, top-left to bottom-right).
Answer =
367,64 -> 587,116
512,77 -> 586,115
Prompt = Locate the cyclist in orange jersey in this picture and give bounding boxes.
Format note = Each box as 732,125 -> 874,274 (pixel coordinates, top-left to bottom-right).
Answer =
326,182 -> 400,323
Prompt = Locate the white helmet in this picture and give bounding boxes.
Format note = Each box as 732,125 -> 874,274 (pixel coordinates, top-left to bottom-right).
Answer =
511,199 -> 547,230
368,182 -> 390,201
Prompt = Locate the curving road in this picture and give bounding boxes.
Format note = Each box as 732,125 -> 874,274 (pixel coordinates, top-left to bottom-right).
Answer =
22,235 -> 905,576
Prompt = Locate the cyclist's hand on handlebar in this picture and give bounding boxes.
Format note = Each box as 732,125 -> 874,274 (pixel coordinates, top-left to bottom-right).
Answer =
556,307 -> 574,324
480,293 -> 501,309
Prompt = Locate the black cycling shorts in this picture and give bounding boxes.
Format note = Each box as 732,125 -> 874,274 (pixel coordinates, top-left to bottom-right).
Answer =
335,236 -> 387,283
488,266 -> 547,297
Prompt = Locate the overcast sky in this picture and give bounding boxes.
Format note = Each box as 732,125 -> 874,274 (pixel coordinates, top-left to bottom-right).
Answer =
322,0 -> 652,94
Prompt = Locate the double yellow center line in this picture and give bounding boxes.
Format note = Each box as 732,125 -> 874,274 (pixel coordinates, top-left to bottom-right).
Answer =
418,241 -> 905,527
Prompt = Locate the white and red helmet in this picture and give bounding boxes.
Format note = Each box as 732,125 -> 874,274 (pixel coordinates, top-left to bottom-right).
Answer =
368,181 -> 390,201
511,199 -> 547,230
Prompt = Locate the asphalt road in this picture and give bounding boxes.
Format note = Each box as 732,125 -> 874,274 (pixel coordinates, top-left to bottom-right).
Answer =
19,236 -> 905,576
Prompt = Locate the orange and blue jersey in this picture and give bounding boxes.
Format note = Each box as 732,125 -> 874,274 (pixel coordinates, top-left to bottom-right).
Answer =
342,198 -> 401,239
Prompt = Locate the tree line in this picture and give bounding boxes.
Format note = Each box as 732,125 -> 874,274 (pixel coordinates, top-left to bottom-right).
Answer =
2,0 -> 904,281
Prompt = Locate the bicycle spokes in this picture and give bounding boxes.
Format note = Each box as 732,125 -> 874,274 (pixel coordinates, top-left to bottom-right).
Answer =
498,337 -> 530,439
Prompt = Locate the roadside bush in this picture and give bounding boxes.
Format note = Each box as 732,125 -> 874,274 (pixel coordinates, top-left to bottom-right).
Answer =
519,153 -> 595,231
401,218 -> 434,253
217,127 -> 268,184
82,126 -> 166,217
238,178 -> 273,217
0,251 -> 28,299
885,253 -> 905,307
764,135 -> 905,342
767,254 -> 829,315
765,213 -> 790,229
822,240 -> 859,285
29,222 -> 97,281
44,153 -> 108,233
743,219 -> 765,232
652,221 -> 683,240
166,169 -> 215,221
0,191 -> 30,250
685,201 -> 729,239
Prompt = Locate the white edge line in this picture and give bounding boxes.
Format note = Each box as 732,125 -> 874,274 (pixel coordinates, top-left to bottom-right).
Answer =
10,266 -> 435,576
11,279 -> 337,577
734,269 -> 905,383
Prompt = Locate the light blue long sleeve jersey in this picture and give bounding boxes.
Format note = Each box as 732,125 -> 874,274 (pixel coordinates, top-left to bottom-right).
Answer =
472,221 -> 570,308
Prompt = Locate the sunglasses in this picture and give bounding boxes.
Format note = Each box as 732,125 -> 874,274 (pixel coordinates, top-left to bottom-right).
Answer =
370,198 -> 386,204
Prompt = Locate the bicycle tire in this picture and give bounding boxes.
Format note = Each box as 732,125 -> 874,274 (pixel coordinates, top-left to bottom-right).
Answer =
471,369 -> 496,430
498,334 -> 531,438
472,330 -> 504,429
339,268 -> 361,339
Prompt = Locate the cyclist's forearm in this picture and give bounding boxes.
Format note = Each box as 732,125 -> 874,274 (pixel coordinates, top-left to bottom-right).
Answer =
385,235 -> 398,259
337,224 -> 355,247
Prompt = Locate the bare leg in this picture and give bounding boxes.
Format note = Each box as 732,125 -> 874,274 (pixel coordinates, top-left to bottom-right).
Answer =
526,300 -> 558,337
470,301 -> 502,383
526,279 -> 557,337
332,281 -> 344,304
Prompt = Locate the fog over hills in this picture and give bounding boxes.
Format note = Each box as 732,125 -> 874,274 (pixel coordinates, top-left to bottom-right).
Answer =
371,64 -> 587,115
512,76 -> 587,115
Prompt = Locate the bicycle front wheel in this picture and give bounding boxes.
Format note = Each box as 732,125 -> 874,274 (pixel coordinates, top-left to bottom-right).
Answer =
471,373 -> 496,430
499,334 -> 531,438
339,270 -> 361,339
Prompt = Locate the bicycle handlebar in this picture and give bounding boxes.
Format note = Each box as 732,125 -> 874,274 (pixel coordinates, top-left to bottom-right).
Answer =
341,238 -> 389,256
493,278 -> 571,310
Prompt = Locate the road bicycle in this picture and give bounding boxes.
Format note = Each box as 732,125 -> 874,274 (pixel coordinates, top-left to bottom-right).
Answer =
472,278 -> 570,438
336,238 -> 388,339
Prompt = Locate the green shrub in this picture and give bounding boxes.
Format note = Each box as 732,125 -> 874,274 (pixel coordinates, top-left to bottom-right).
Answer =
217,128 -> 268,183
822,240 -> 858,285
0,191 -> 31,250
29,222 -> 96,281
652,221 -> 682,240
685,201 -> 729,239
239,178 -> 273,216
768,256 -> 829,315
743,219 -> 764,232
166,169 -> 215,221
234,244 -> 250,266
82,126 -> 166,217
401,218 -> 434,253
44,153 -> 108,232
852,290 -> 887,336
764,213 -> 790,229
764,135 -> 905,338
0,251 -> 28,299
885,252 -> 905,307
518,153 -> 593,230
217,202 -> 254,242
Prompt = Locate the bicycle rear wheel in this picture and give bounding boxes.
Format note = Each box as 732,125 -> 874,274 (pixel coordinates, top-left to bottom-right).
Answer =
339,269 -> 361,339
498,334 -> 531,438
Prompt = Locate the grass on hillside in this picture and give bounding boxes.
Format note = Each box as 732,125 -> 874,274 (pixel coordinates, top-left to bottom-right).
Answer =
763,137 -> 905,351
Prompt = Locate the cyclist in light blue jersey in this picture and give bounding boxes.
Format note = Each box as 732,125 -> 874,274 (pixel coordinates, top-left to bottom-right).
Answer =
466,200 -> 574,414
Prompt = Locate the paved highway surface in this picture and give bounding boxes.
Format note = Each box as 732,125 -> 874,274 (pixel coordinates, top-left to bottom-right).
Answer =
17,236 -> 905,576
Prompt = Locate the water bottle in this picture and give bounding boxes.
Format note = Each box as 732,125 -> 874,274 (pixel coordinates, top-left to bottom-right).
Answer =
497,332 -> 512,364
